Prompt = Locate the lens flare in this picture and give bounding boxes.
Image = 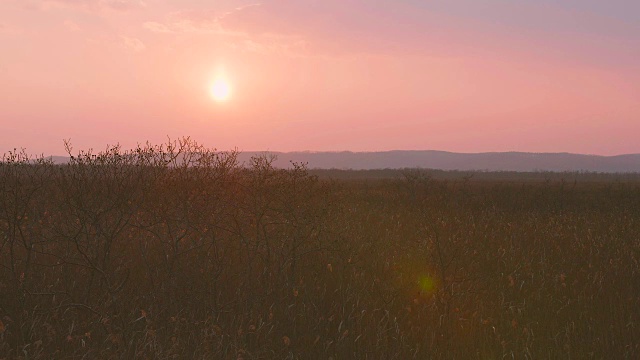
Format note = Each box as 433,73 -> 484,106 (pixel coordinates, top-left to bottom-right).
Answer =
418,275 -> 436,294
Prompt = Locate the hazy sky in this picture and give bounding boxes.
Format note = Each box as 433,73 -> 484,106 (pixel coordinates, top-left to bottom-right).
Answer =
1,0 -> 639,155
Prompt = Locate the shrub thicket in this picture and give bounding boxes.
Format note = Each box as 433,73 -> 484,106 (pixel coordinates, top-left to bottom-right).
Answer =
1,139 -> 639,359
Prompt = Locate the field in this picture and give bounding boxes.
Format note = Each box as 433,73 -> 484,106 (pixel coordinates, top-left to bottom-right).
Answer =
1,139 -> 639,359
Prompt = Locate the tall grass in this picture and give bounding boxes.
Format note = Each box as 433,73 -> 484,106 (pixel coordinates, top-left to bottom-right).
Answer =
0,139 -> 638,359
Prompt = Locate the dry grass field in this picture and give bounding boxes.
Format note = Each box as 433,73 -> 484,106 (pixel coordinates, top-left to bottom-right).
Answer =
1,139 -> 639,359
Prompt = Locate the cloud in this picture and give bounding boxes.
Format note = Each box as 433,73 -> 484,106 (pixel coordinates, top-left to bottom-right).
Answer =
217,3 -> 262,21
143,2 -> 402,56
142,16 -> 220,35
140,0 -> 640,65
142,3 -> 308,55
143,21 -> 171,34
122,36 -> 146,52
0,23 -> 20,35
226,33 -> 309,56
210,0 -> 448,56
143,4 -> 261,35
212,0 -> 640,66
35,0 -> 146,12
103,0 -> 146,12
63,20 -> 81,32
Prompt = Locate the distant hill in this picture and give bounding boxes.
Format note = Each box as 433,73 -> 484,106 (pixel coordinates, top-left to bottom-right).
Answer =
236,151 -> 640,173
47,151 -> 640,173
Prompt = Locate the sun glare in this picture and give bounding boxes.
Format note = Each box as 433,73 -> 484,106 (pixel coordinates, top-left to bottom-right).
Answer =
210,78 -> 231,102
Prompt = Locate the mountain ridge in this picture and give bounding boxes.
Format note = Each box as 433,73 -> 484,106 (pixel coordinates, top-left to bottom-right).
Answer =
45,151 -> 640,173
236,151 -> 640,172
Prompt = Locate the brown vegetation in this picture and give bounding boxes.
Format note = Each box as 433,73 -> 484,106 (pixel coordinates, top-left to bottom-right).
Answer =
1,138 -> 639,359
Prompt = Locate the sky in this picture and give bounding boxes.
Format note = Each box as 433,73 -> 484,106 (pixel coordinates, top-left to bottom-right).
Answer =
1,0 -> 639,156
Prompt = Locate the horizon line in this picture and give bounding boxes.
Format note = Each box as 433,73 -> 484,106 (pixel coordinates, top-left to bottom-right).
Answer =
42,150 -> 640,158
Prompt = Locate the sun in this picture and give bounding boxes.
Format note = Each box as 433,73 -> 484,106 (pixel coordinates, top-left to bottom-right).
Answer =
210,78 -> 231,102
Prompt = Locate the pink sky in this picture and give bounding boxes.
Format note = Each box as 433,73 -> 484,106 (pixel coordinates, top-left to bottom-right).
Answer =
1,0 -> 639,155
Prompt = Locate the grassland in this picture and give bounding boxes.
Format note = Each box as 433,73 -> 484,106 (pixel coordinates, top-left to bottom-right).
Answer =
1,139 -> 639,359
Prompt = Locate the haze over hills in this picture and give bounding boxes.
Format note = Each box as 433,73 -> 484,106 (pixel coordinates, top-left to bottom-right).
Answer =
238,151 -> 640,172
48,151 -> 640,173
